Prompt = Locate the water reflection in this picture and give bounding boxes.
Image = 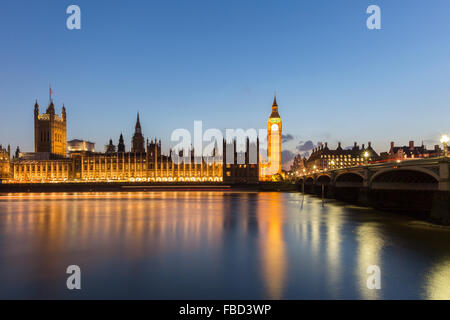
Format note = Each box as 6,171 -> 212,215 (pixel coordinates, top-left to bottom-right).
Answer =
356,223 -> 384,300
258,193 -> 287,299
426,258 -> 450,300
0,192 -> 449,299
326,206 -> 343,298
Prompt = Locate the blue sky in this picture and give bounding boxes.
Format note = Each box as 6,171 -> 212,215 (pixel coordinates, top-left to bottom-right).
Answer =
1,0 -> 449,164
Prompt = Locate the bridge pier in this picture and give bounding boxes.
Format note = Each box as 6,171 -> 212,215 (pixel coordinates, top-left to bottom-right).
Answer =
357,187 -> 370,205
326,185 -> 335,199
431,159 -> 450,225
431,191 -> 450,225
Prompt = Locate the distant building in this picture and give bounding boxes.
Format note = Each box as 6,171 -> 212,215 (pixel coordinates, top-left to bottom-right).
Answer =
34,99 -> 67,157
68,139 -> 95,153
305,142 -> 379,171
290,154 -> 307,174
382,141 -> 445,160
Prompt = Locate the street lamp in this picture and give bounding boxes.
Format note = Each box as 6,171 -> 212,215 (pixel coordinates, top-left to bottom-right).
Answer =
364,151 -> 369,165
441,134 -> 449,157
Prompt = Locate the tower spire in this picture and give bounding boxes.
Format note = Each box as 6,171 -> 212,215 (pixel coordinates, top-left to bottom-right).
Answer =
136,112 -> 141,130
270,93 -> 280,118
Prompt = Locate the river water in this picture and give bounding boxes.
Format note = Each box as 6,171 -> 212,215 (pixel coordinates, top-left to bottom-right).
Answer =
0,191 -> 449,299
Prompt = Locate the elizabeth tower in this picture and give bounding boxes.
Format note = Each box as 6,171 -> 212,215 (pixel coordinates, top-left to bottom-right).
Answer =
267,95 -> 282,176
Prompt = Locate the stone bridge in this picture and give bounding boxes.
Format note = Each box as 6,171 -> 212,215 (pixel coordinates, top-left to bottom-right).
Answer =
297,157 -> 450,225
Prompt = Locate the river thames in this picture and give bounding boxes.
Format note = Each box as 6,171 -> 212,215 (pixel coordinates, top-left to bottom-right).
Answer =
0,191 -> 448,299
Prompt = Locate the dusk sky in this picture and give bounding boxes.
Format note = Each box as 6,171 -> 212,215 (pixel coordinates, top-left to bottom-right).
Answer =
1,0 -> 450,166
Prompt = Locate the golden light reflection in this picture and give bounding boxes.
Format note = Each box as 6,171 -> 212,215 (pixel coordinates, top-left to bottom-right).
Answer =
0,192 -> 230,262
258,193 -> 287,299
356,223 -> 384,300
326,206 -> 343,297
425,258 -> 450,300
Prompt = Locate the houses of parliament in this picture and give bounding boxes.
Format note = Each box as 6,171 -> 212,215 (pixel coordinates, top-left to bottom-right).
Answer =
0,94 -> 285,185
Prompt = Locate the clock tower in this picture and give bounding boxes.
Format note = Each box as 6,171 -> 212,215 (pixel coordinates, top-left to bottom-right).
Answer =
260,95 -> 282,180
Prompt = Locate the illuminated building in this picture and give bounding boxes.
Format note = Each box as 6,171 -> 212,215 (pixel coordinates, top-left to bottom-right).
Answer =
260,96 -> 282,181
222,138 -> 260,184
3,96 -> 267,184
290,154 -> 307,174
0,145 -> 11,181
5,101 -> 225,183
305,142 -> 379,172
68,139 -> 95,153
380,141 -> 446,161
68,140 -> 224,183
34,99 -> 67,157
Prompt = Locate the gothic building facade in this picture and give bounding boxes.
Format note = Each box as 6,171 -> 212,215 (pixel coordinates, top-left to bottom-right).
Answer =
0,145 -> 11,181
34,100 -> 67,157
305,142 -> 379,171
3,95 -> 267,184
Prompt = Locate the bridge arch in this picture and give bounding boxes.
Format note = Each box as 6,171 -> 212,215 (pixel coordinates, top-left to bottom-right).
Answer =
369,168 -> 439,216
335,172 -> 364,184
316,175 -> 331,185
369,168 -> 439,187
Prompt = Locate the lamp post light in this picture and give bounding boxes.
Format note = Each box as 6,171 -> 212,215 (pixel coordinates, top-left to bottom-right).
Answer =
364,151 -> 369,165
441,134 -> 449,157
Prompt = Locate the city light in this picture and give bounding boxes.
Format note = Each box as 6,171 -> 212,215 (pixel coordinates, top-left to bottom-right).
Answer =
441,134 -> 449,157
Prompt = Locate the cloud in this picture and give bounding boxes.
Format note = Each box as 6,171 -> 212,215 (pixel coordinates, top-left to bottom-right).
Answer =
281,134 -> 294,143
281,150 -> 295,165
302,151 -> 310,158
296,140 -> 315,152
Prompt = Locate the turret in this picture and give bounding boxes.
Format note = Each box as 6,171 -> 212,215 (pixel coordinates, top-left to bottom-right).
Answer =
105,138 -> 116,154
62,104 -> 66,122
46,101 -> 55,115
34,100 -> 39,118
118,133 -> 125,153
135,112 -> 142,134
14,146 -> 20,159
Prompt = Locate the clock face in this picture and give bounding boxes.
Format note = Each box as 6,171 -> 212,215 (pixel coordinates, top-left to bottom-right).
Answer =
271,124 -> 279,132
